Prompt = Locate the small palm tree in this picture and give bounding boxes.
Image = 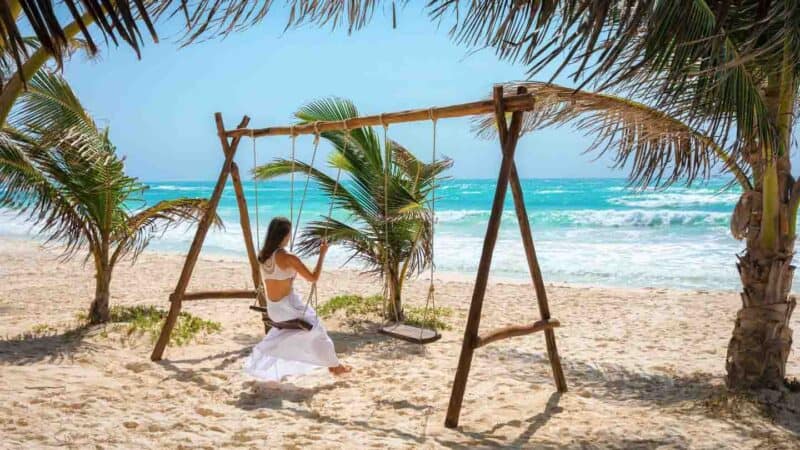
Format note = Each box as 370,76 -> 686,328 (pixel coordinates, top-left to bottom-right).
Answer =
255,98 -> 452,320
0,71 -> 219,324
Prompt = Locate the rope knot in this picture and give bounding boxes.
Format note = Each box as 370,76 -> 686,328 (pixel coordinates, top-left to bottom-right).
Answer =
313,121 -> 321,145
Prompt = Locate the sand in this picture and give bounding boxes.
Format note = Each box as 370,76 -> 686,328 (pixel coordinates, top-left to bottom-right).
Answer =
1,237 -> 799,449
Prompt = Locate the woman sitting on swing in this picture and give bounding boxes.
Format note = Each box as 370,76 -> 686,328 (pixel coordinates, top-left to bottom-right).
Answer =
244,217 -> 351,380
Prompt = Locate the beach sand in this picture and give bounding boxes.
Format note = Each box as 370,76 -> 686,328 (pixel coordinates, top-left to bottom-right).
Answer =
1,237 -> 799,449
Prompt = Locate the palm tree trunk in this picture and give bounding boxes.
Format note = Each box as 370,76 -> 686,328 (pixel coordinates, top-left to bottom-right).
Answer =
89,241 -> 112,324
726,219 -> 796,389
726,59 -> 797,390
89,264 -> 112,324
387,266 -> 404,322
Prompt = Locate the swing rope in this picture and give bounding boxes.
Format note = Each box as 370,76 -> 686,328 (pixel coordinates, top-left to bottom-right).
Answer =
421,109 -> 439,339
289,126 -> 296,250
251,129 -> 261,250
380,114 -> 399,324
302,123 -> 347,317
292,122 -> 321,248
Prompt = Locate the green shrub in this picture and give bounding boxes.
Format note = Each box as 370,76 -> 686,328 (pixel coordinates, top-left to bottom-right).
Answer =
318,294 -> 452,330
109,305 -> 221,346
404,305 -> 453,331
317,294 -> 383,319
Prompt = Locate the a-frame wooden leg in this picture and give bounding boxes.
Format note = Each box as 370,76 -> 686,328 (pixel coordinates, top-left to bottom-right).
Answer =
150,114 -> 250,361
508,163 -> 567,392
445,86 -> 525,428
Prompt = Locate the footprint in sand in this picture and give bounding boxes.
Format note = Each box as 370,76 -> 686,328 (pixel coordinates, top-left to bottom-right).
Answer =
124,362 -> 152,373
195,406 -> 225,417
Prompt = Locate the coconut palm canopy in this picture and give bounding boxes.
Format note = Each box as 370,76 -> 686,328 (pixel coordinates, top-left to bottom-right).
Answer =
7,0 -> 791,148
5,0 -> 795,157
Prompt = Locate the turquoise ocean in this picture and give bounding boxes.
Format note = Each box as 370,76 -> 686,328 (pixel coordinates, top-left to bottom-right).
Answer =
0,178 -> 743,291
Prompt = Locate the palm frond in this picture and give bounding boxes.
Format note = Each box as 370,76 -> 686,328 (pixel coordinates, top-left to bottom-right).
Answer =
11,70 -> 105,157
430,1 -> 787,155
294,96 -> 383,172
296,217 -> 383,270
112,198 -> 221,264
476,82 -> 751,190
3,1 -> 400,92
254,157 -> 381,220
0,128 -> 96,256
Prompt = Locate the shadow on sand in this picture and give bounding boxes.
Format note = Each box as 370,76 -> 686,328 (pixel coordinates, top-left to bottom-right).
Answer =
233,381 -> 434,445
0,324 -> 98,365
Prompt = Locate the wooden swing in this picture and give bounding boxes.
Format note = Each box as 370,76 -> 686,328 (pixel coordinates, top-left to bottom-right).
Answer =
377,112 -> 442,345
149,84 -> 567,429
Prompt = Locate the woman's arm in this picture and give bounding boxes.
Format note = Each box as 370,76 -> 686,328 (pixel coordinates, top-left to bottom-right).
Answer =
280,242 -> 329,282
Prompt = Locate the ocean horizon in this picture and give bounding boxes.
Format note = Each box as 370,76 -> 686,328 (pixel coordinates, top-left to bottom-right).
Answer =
0,177 -> 743,291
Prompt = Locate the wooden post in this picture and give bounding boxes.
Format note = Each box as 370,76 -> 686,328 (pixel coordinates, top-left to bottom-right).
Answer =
508,162 -> 567,392
230,162 -> 267,309
445,86 -> 525,428
150,114 -> 250,361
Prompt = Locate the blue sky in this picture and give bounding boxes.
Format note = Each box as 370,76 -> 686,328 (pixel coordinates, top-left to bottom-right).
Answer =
59,6 -> 704,182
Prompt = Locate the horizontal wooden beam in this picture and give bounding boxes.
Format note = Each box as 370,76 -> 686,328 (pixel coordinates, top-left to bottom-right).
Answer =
171,290 -> 257,302
474,319 -> 560,349
224,91 -> 536,139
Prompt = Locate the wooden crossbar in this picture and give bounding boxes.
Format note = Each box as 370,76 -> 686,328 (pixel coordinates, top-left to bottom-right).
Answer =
171,290 -> 257,302
224,92 -> 536,138
474,319 -> 560,349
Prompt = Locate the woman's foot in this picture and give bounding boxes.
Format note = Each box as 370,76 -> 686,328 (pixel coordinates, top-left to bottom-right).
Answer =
328,365 -> 352,375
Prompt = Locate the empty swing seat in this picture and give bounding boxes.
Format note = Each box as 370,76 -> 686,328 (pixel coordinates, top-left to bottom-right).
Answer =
379,323 -> 441,344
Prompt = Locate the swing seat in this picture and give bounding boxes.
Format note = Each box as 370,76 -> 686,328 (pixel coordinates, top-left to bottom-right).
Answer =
248,306 -> 313,331
379,322 -> 441,344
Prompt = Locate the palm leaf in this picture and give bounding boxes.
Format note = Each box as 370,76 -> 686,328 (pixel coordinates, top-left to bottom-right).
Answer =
0,127 -> 95,256
430,1 -> 786,156
112,197 -> 222,264
11,70 -> 105,158
475,82 -> 751,190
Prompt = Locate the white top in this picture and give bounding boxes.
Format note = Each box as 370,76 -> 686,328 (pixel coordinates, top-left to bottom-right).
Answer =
260,249 -> 297,281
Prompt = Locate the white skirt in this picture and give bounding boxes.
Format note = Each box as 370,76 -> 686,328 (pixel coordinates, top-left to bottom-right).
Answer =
243,289 -> 340,381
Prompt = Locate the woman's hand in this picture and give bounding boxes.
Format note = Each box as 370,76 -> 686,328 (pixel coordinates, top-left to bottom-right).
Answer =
319,240 -> 329,256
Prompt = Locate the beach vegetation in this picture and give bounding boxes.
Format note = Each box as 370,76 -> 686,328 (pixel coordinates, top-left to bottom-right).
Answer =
255,98 -> 452,322
0,71 -> 220,324
318,293 -> 452,331
108,305 -> 221,346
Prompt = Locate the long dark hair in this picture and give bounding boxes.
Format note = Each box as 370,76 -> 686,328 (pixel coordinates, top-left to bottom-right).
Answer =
258,217 -> 292,263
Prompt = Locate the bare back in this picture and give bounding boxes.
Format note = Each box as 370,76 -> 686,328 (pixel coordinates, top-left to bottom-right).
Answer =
262,249 -> 321,301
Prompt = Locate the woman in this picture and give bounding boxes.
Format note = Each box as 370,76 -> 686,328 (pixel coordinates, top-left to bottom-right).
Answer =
244,217 -> 351,380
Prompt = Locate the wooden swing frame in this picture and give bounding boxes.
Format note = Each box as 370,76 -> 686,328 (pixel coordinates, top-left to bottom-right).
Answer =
149,84 -> 567,428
